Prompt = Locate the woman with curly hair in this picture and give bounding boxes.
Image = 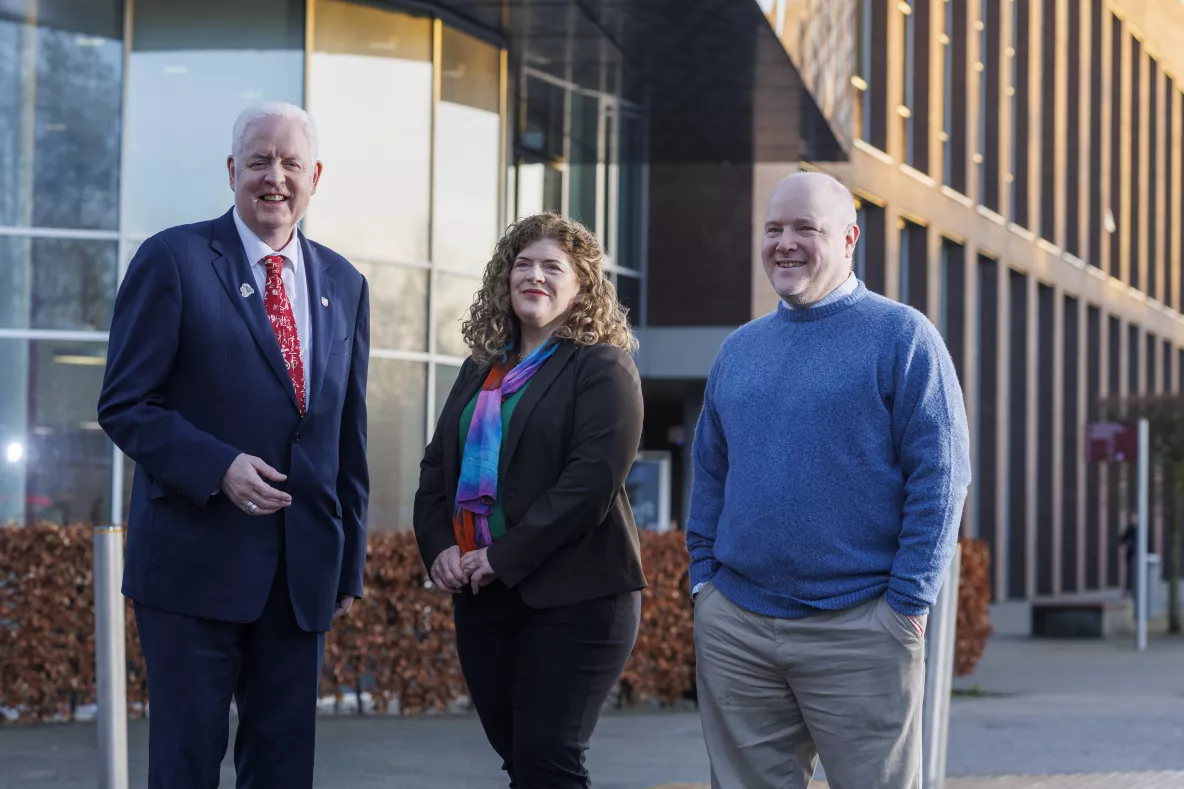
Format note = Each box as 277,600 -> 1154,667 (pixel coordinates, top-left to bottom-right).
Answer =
412,212 -> 646,788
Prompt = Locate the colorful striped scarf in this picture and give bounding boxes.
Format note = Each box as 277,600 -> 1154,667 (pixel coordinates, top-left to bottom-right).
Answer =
453,339 -> 559,553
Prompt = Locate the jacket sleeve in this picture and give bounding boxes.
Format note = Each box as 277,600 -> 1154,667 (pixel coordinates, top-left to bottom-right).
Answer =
486,345 -> 643,589
97,235 -> 241,506
335,276 -> 371,599
413,357 -> 474,571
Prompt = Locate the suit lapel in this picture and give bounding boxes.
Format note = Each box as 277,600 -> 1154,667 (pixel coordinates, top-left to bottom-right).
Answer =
498,341 -> 576,483
208,210 -> 299,413
301,233 -> 334,410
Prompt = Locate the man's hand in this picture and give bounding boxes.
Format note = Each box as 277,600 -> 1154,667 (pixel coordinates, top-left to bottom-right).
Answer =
905,614 -> 927,637
462,548 -> 496,594
221,454 -> 292,515
333,595 -> 354,619
429,545 -> 465,593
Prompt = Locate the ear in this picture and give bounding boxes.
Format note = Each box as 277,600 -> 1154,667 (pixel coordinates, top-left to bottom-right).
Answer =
845,222 -> 861,260
227,156 -> 236,191
311,161 -> 323,195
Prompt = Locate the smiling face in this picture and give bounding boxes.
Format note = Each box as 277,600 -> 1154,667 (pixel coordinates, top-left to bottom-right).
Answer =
761,173 -> 859,307
227,115 -> 321,248
509,237 -> 582,333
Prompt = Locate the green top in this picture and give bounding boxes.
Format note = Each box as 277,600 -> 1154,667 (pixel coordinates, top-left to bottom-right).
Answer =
457,382 -> 530,542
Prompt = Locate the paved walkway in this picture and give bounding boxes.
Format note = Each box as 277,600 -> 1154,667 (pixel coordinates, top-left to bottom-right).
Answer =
3,634 -> 1184,788
657,777 -> 1184,789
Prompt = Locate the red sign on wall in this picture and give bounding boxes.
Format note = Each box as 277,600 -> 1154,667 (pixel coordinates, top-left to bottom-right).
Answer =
1084,421 -> 1138,463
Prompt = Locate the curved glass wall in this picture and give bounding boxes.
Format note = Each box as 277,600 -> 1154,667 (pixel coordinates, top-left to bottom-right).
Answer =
0,0 -> 646,532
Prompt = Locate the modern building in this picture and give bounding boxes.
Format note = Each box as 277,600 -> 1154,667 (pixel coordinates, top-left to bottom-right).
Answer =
5,0 -> 1181,606
639,0 -> 1184,605
0,3 -> 840,539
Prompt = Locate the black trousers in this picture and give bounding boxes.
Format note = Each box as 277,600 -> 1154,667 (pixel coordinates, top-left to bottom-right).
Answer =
135,556 -> 325,789
454,581 -> 641,788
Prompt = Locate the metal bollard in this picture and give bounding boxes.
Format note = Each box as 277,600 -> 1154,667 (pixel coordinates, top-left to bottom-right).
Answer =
922,543 -> 962,789
94,525 -> 129,789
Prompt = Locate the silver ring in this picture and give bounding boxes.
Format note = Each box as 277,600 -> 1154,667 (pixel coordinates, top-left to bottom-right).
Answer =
245,500 -> 258,514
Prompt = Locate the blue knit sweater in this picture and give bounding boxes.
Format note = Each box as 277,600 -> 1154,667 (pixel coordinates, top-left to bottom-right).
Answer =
686,282 -> 971,618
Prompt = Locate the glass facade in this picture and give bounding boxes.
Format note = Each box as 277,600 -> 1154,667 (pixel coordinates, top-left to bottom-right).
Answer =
0,0 -> 647,530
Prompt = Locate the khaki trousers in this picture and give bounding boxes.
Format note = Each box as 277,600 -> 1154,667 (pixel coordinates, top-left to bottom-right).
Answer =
694,582 -> 925,789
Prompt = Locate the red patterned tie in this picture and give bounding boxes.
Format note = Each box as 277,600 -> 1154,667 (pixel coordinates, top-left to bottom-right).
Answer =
261,255 -> 306,414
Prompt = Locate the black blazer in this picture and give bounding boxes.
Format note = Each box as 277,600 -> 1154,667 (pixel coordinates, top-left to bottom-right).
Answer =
413,340 -> 647,609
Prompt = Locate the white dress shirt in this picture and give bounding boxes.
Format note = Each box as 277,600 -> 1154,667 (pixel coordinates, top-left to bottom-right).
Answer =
233,207 -> 312,409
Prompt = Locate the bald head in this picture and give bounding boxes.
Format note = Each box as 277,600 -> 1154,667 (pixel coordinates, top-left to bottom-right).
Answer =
768,171 -> 857,228
761,171 -> 861,308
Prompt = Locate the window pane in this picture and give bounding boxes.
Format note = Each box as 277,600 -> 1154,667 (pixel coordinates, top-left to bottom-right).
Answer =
307,1 -> 432,264
521,76 -> 564,161
616,112 -> 646,271
125,0 -> 304,237
516,162 -> 562,219
353,261 -> 427,351
432,362 -> 461,429
433,26 -> 501,274
0,339 -> 112,527
434,272 -> 480,358
366,358 -> 425,532
616,272 -> 641,327
0,5 -> 123,230
0,237 -> 117,330
569,92 -> 599,230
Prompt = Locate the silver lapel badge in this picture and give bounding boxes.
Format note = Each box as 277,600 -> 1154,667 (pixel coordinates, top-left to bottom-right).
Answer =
321,297 -> 329,307
240,283 -> 254,298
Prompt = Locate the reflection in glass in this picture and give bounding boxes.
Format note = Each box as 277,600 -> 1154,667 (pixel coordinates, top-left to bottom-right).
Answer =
516,162 -> 562,220
434,272 -> 481,358
366,359 -> 426,531
432,363 -> 461,429
352,261 -> 428,351
307,1 -> 432,264
0,5 -> 123,230
616,112 -> 646,271
568,92 -> 599,230
521,76 -> 564,161
0,237 -> 117,330
433,26 -> 502,273
125,0 -> 304,237
0,339 -> 112,527
616,273 -> 642,327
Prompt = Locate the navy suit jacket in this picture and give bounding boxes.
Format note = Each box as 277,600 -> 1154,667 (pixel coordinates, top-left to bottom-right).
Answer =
98,209 -> 370,633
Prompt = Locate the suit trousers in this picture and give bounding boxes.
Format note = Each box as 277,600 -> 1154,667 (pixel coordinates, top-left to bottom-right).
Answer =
694,582 -> 925,789
134,551 -> 325,789
453,580 -> 641,789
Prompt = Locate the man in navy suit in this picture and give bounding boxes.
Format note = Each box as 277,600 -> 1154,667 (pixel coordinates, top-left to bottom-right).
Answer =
98,101 -> 369,789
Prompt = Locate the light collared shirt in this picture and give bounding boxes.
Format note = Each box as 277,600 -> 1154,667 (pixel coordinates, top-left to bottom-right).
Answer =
232,207 -> 312,409
782,271 -> 859,310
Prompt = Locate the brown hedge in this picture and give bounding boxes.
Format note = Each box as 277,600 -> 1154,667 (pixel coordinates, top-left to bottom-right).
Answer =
0,523 -> 990,723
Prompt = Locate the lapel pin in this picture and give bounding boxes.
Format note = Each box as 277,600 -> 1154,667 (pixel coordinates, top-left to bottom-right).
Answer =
240,283 -> 254,298
321,297 -> 329,307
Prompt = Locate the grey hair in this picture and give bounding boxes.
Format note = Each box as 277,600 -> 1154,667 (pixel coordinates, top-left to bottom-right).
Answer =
231,101 -> 320,160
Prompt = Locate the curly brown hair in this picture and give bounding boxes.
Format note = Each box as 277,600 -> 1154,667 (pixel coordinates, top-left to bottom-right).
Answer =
461,212 -> 638,365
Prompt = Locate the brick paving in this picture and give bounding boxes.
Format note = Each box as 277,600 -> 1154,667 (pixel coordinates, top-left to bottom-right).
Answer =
655,776 -> 1184,789
4,635 -> 1184,788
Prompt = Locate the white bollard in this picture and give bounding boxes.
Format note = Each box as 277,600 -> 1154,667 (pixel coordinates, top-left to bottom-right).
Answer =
922,543 -> 962,789
94,524 -> 129,789
1136,418 -> 1149,653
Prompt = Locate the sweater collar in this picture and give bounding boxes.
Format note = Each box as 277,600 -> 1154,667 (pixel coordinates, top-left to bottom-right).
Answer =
776,280 -> 870,322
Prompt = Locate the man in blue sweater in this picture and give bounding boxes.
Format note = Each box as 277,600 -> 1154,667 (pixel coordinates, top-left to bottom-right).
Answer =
687,171 -> 971,789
